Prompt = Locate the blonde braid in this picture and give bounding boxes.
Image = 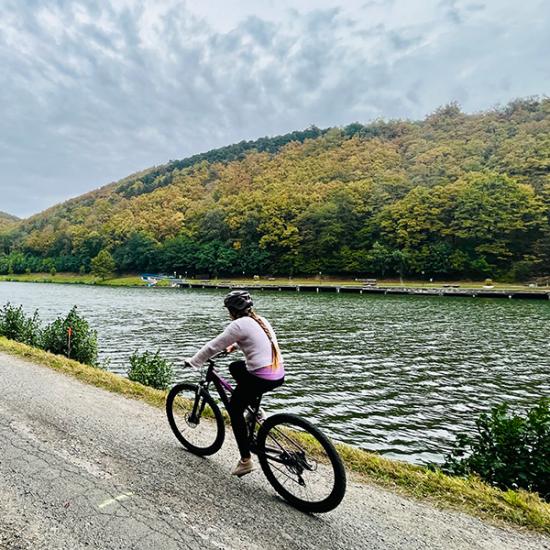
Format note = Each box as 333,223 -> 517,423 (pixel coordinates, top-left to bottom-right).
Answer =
249,310 -> 280,370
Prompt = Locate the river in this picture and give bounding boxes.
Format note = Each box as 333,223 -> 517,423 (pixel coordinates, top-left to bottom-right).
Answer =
1,281 -> 549,464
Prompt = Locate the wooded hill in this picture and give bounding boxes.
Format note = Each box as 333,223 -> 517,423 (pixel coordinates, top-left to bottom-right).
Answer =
0,212 -> 19,231
1,98 -> 549,280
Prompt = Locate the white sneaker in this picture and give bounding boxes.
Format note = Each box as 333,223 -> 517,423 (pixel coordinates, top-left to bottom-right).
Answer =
231,458 -> 256,477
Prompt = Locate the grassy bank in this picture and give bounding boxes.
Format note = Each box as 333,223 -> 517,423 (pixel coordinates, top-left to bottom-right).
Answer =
0,273 -> 153,287
0,336 -> 548,534
0,272 -> 546,292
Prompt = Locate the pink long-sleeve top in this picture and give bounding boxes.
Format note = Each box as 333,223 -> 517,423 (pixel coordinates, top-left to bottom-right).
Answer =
188,315 -> 285,381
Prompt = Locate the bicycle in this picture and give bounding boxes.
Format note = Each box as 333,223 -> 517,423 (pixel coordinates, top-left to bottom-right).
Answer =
166,352 -> 347,513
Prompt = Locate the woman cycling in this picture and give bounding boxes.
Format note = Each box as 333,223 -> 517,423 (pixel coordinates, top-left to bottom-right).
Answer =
186,290 -> 285,477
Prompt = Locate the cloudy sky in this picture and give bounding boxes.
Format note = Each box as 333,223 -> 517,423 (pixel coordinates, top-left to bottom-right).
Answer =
1,0 -> 548,218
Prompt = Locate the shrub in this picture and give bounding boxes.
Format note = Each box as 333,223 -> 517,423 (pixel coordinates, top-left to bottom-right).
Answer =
127,350 -> 173,390
41,306 -> 98,366
0,303 -> 41,346
441,399 -> 550,500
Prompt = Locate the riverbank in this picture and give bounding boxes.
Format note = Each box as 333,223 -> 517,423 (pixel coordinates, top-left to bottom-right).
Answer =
0,273 -> 149,287
1,336 -> 548,534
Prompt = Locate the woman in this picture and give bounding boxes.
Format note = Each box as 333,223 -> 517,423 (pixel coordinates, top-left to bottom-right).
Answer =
187,290 -> 285,476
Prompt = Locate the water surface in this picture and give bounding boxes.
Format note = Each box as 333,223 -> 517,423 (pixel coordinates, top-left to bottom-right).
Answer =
2,281 -> 549,464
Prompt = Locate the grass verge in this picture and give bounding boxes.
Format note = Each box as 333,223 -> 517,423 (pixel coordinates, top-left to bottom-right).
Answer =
0,336 -> 166,409
0,336 -> 548,534
336,444 -> 549,534
0,273 -> 154,287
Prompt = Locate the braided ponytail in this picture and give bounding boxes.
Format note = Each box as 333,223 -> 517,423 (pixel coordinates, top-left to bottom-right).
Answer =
249,310 -> 280,370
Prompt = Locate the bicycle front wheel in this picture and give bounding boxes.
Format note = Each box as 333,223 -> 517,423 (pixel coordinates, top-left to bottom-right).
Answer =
256,413 -> 346,513
166,383 -> 225,456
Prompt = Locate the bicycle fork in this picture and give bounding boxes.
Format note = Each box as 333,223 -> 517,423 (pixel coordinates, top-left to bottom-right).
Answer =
189,386 -> 209,425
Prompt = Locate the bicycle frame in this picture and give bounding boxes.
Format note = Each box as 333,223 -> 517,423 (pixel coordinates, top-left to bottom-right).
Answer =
201,359 -> 234,411
189,355 -> 313,471
192,355 -> 266,451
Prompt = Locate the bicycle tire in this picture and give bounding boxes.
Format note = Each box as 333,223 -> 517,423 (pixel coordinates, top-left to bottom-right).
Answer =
256,413 -> 346,513
166,383 -> 225,456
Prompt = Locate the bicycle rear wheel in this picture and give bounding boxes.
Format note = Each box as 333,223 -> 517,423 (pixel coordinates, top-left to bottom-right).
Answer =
256,413 -> 346,513
166,383 -> 225,456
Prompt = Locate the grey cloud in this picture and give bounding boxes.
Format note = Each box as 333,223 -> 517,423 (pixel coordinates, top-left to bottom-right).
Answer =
389,31 -> 423,51
439,0 -> 463,24
0,0 -> 549,217
464,3 -> 486,12
240,16 -> 277,48
406,87 -> 421,107
362,0 -> 395,8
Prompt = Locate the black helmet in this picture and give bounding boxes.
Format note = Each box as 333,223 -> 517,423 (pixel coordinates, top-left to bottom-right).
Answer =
224,290 -> 253,311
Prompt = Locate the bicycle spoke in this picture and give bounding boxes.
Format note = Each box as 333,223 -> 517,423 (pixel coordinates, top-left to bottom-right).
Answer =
257,413 -> 347,512
262,423 -> 337,504
167,383 -> 224,455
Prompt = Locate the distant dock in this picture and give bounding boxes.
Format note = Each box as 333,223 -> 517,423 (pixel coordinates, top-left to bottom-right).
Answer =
171,281 -> 550,300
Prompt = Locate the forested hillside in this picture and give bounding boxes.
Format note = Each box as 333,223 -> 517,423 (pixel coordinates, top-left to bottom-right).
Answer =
1,98 -> 549,280
0,212 -> 19,231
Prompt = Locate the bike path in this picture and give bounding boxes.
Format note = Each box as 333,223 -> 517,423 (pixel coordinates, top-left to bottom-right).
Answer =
0,352 -> 548,550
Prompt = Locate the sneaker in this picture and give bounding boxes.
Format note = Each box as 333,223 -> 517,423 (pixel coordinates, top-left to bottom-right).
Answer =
231,458 -> 256,477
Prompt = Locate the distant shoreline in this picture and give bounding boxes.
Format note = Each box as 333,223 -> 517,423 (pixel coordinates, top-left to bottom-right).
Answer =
1,272 -> 549,299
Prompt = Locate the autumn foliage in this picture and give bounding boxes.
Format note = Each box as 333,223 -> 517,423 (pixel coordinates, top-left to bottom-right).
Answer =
1,98 -> 548,280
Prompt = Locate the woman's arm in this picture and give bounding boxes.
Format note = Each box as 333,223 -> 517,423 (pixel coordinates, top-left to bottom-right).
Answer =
187,322 -> 240,368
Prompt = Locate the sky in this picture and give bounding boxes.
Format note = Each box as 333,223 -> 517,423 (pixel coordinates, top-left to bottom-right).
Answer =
1,0 -> 549,218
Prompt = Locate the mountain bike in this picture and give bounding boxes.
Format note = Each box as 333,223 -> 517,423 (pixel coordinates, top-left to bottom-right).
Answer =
166,353 -> 346,513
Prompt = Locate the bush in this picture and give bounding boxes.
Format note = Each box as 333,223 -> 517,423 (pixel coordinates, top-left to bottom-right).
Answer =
0,303 -> 41,346
41,306 -> 98,366
127,350 -> 173,390
441,399 -> 550,500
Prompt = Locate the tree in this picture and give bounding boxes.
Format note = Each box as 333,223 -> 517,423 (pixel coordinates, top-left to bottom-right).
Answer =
158,235 -> 199,274
91,250 -> 116,280
195,241 -> 238,277
448,172 -> 545,267
113,232 -> 158,272
367,242 -> 393,276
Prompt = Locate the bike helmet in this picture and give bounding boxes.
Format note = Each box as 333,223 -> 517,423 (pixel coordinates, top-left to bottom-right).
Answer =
224,290 -> 253,312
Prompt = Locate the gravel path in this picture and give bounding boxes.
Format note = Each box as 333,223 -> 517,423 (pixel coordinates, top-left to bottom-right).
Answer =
0,352 -> 548,549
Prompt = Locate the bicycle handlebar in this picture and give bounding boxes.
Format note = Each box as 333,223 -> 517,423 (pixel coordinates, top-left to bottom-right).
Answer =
209,350 -> 229,362
184,350 -> 229,369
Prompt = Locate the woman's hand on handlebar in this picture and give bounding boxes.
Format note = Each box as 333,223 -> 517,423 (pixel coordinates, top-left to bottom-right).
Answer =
185,348 -> 232,368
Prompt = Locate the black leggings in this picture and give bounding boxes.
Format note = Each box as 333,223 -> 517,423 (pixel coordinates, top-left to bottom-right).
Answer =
228,360 -> 284,459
